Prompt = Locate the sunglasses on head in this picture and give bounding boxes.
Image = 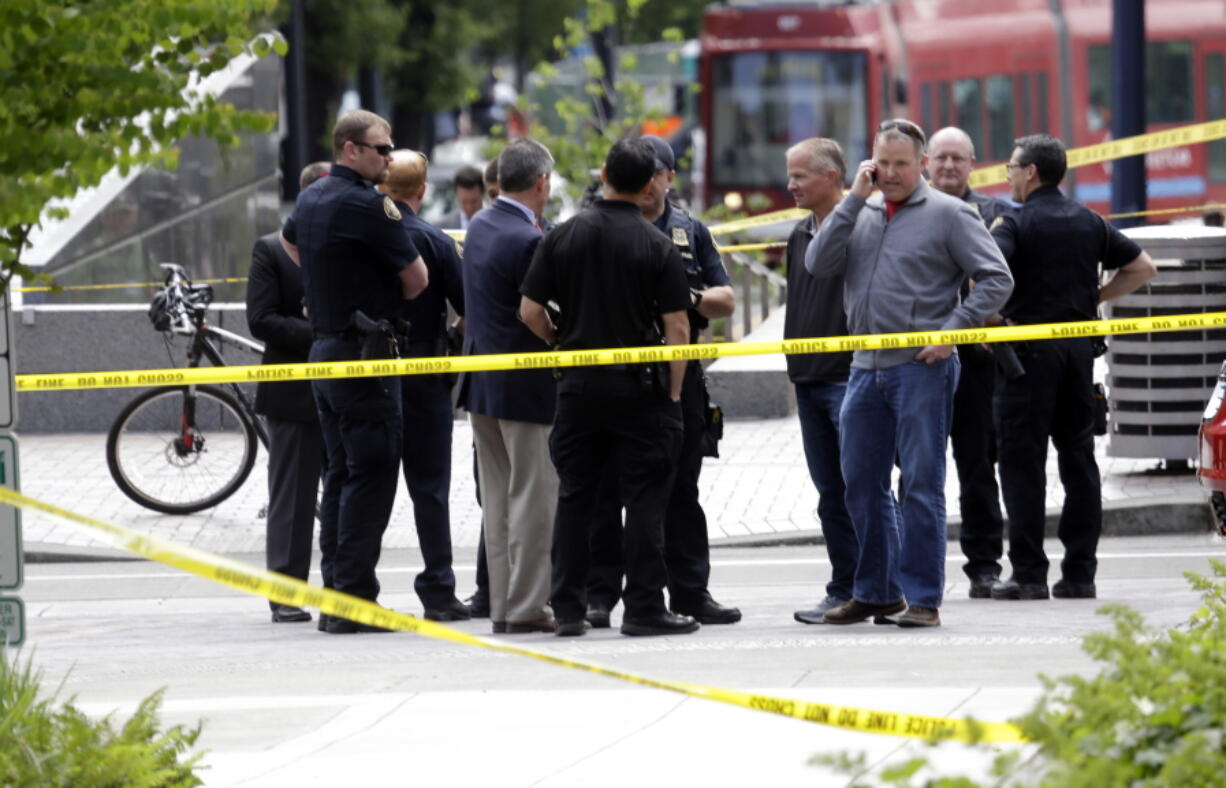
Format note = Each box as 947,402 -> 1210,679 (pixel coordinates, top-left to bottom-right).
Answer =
878,119 -> 927,146
352,140 -> 394,157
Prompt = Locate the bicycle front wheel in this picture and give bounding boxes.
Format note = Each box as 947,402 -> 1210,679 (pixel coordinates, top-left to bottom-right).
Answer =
106,385 -> 259,514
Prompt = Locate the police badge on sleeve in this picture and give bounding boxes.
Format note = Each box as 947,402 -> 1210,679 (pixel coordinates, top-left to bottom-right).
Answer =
383,195 -> 402,221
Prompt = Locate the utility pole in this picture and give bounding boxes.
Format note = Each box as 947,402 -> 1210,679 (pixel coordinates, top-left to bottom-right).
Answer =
283,0 -> 309,202
1110,0 -> 1146,228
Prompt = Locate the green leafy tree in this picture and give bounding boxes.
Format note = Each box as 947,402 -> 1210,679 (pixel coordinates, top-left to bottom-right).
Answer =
0,0 -> 286,289
497,0 -> 687,206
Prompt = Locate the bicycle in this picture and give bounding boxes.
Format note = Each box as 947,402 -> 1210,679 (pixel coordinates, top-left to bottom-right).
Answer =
106,264 -> 270,514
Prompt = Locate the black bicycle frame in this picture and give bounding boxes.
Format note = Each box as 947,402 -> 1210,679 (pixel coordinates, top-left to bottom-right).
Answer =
186,324 -> 271,451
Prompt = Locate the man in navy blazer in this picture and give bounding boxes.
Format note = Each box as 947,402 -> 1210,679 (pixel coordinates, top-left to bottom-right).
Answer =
459,138 -> 559,633
246,161 -> 331,624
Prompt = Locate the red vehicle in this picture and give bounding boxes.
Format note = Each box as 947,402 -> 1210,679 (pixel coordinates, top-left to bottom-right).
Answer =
698,0 -> 1226,215
1200,361 -> 1226,536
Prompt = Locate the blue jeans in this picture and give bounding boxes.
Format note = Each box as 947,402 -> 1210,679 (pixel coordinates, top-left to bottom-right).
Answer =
794,382 -> 857,600
840,357 -> 959,609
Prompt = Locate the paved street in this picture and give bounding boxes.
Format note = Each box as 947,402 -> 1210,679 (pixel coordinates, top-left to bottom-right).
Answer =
7,415 -> 1220,786
18,537 -> 1225,786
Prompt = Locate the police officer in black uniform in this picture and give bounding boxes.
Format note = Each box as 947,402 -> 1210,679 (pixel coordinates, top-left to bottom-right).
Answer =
520,138 -> 699,638
280,110 -> 429,633
925,127 -> 1012,598
583,136 -> 741,628
380,150 -> 471,622
990,134 -> 1155,601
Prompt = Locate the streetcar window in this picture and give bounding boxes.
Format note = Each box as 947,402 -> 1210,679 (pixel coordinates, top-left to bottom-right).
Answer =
710,51 -> 869,189
1019,73 -> 1034,135
1088,45 -> 1111,132
1208,53 -> 1226,184
986,75 -> 1014,161
1149,41 -> 1193,123
920,83 -> 934,133
954,79 -> 984,156
881,66 -> 892,120
1037,73 -> 1049,135
1088,41 -> 1194,127
938,82 -> 951,128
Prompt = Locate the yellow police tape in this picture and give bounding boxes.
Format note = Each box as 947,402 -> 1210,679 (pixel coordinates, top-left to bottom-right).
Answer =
17,277 -> 249,294
0,485 -> 1023,744
706,119 -> 1226,236
15,311 -> 1226,393
706,201 -> 1226,242
717,241 -> 788,253
970,118 -> 1226,189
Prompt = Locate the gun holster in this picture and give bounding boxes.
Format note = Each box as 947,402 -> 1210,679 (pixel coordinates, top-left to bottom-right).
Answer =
993,342 -> 1026,380
352,311 -> 411,360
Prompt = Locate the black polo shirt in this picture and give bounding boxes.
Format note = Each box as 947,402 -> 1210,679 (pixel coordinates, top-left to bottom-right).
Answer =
992,185 -> 1142,325
282,165 -> 419,333
521,199 -> 691,350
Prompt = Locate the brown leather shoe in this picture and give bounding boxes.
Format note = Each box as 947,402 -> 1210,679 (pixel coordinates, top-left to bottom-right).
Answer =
822,598 -> 906,625
505,617 -> 556,633
895,605 -> 941,628
491,621 -> 507,634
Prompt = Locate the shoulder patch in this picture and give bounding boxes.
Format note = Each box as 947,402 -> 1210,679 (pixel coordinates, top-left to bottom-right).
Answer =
383,195 -> 402,221
671,227 -> 689,246
989,216 -> 1005,231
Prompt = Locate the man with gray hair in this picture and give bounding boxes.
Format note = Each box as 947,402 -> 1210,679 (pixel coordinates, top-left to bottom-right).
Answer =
459,138 -> 559,633
805,119 -> 1012,628
783,138 -> 858,625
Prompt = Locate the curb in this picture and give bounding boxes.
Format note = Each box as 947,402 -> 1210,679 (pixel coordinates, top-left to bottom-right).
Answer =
23,544 -> 147,564
711,496 -> 1214,548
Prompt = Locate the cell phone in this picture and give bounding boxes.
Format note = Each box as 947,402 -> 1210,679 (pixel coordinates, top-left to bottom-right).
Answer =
870,169 -> 878,185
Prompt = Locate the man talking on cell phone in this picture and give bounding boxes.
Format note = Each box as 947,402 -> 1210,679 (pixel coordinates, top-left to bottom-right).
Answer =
804,119 -> 1012,628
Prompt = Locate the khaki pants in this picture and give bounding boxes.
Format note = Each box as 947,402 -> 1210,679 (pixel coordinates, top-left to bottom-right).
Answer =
470,413 -> 557,623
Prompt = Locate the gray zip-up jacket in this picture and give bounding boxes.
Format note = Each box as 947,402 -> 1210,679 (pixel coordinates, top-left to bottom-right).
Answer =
804,179 -> 1013,370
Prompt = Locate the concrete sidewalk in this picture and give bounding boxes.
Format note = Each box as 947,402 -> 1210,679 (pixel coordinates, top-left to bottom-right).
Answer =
15,417 -> 1210,560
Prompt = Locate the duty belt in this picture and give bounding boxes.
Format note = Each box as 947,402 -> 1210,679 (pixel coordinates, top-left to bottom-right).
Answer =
313,328 -> 361,341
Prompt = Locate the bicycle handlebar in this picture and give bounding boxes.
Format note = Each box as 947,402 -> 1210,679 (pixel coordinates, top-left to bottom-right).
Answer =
154,264 -> 214,335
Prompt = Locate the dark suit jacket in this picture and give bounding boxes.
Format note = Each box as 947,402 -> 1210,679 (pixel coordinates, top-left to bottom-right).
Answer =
459,199 -> 556,424
246,232 -> 318,422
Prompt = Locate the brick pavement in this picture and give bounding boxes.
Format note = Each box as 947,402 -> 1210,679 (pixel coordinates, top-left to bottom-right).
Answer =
14,418 -> 1205,556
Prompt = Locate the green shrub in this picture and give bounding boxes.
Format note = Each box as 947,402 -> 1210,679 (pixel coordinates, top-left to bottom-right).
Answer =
0,653 -> 204,787
814,559 -> 1226,787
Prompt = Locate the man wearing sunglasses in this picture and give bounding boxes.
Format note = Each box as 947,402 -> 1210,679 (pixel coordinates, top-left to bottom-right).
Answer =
804,119 -> 1013,628
279,109 -> 429,633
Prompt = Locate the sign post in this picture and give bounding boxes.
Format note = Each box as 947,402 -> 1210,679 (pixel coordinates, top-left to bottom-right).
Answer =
0,293 -> 23,647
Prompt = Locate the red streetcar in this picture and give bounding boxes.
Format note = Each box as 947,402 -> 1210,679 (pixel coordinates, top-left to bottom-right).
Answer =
698,0 -> 1226,215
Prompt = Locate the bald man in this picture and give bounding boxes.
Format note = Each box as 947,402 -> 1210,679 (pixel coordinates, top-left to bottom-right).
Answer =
925,127 -> 1012,599
379,151 -> 470,621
